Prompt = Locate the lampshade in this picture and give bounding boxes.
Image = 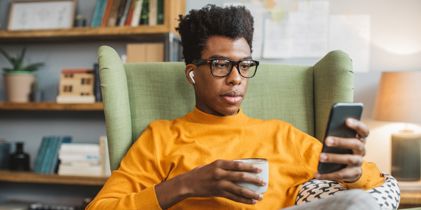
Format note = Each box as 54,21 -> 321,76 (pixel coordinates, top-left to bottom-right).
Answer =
373,71 -> 421,124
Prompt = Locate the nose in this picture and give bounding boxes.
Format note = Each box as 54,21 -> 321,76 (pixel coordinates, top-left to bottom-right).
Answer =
225,66 -> 242,86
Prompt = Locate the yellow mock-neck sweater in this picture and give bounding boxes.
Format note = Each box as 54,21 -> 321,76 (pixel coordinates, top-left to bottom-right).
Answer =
87,108 -> 384,210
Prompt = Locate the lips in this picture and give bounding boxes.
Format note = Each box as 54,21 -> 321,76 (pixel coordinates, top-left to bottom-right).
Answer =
220,91 -> 243,105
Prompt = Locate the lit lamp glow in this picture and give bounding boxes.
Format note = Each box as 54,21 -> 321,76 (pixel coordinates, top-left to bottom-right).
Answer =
373,71 -> 421,181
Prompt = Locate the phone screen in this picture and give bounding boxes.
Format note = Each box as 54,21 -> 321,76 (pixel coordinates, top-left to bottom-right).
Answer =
317,103 -> 363,174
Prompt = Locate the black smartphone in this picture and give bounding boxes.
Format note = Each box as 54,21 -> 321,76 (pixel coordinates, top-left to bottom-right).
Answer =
317,102 -> 363,174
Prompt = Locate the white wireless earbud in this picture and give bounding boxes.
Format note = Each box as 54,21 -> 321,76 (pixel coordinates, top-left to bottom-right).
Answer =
189,71 -> 196,84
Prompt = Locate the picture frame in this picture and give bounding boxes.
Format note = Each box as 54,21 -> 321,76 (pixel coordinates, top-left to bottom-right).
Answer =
7,0 -> 76,31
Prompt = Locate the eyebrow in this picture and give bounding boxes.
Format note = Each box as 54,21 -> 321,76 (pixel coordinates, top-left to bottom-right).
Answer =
208,55 -> 253,61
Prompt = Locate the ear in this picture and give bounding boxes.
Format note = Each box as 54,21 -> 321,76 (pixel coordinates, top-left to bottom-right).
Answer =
185,64 -> 196,85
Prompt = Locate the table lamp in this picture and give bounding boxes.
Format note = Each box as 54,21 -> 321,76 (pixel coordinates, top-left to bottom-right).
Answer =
373,71 -> 421,181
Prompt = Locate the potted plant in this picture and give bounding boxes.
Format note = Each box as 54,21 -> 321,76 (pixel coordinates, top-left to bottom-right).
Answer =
0,48 -> 44,102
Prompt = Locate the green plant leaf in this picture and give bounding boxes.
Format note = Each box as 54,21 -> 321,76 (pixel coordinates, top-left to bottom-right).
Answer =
0,48 -> 14,64
18,47 -> 26,63
8,58 -> 21,69
22,62 -> 44,72
3,68 -> 14,73
1,47 -> 44,73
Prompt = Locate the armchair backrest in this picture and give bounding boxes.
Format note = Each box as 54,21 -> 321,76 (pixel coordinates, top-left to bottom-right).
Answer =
98,46 -> 354,170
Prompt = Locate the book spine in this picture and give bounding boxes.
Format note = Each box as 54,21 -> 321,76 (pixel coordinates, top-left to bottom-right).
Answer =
40,137 -> 53,174
124,0 -> 136,26
139,0 -> 149,25
119,0 -> 132,26
47,137 -> 60,174
91,0 -> 107,27
130,0 -> 143,27
149,0 -> 157,26
47,137 -> 61,174
157,0 -> 164,25
101,0 -> 115,27
60,144 -> 100,154
34,137 -> 49,173
115,0 -> 128,26
49,136 -> 72,174
93,63 -> 102,102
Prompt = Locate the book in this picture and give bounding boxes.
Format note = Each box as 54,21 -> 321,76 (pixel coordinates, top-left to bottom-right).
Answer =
119,0 -> 132,26
93,63 -> 102,102
114,0 -> 127,26
157,0 -> 164,24
101,0 -> 115,27
58,143 -> 103,177
48,136 -> 72,174
130,0 -> 143,27
0,140 -> 10,169
59,143 -> 100,154
34,137 -> 49,173
58,165 -> 102,177
139,0 -> 149,25
59,155 -> 100,165
124,0 -> 136,26
148,0 -> 157,26
107,0 -> 123,26
40,137 -> 54,173
56,95 -> 95,103
91,0 -> 107,27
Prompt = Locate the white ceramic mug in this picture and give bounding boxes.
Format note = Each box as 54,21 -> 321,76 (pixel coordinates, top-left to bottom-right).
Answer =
234,158 -> 269,194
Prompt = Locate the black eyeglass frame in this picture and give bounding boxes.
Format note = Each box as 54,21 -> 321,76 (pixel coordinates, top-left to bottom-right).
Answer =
192,58 -> 260,78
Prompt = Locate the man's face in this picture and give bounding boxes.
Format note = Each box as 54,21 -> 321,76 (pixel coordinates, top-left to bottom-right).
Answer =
189,36 -> 251,116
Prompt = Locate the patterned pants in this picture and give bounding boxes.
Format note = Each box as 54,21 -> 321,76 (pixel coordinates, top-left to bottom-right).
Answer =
285,189 -> 380,210
294,175 -> 400,210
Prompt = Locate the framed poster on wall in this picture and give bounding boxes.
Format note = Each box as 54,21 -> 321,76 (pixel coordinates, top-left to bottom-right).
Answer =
7,0 -> 76,30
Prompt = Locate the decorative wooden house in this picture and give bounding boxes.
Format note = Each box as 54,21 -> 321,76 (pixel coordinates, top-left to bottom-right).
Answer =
56,69 -> 95,103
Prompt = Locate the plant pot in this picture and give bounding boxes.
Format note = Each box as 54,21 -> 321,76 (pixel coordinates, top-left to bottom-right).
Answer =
4,72 -> 35,103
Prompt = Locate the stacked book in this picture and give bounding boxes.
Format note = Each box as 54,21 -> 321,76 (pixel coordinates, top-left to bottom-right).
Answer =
57,136 -> 111,177
58,143 -> 102,177
34,136 -> 72,174
91,0 -> 164,28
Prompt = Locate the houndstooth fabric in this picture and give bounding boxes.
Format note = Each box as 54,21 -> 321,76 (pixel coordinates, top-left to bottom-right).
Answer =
295,174 -> 400,210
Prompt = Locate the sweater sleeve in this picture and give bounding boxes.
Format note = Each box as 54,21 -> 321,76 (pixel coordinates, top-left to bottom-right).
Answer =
289,125 -> 385,190
340,162 -> 385,190
86,125 -> 165,210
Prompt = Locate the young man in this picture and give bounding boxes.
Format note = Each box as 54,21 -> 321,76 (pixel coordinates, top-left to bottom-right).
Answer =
87,5 -> 384,210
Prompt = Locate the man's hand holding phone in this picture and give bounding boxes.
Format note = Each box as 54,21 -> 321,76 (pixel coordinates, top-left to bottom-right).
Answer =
316,118 -> 369,182
316,103 -> 370,183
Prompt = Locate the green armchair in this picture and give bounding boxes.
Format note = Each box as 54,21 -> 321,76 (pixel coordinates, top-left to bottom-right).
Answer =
97,46 -> 401,209
97,45 -> 353,170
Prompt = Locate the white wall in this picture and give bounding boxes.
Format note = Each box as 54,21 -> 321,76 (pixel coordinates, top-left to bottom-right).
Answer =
188,0 -> 421,173
0,0 -> 420,173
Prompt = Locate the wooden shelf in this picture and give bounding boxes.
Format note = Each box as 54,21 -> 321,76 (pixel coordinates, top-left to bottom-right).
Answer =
0,26 -> 172,42
0,102 -> 103,111
0,0 -> 186,43
0,170 -> 107,186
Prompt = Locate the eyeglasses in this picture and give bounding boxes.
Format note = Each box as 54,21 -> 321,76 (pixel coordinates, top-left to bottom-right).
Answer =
192,58 -> 259,78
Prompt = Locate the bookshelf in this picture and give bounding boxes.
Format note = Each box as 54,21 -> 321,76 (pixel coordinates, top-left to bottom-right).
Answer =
0,170 -> 107,186
0,0 -> 185,43
0,102 -> 103,111
0,26 -> 171,42
0,0 -> 186,206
